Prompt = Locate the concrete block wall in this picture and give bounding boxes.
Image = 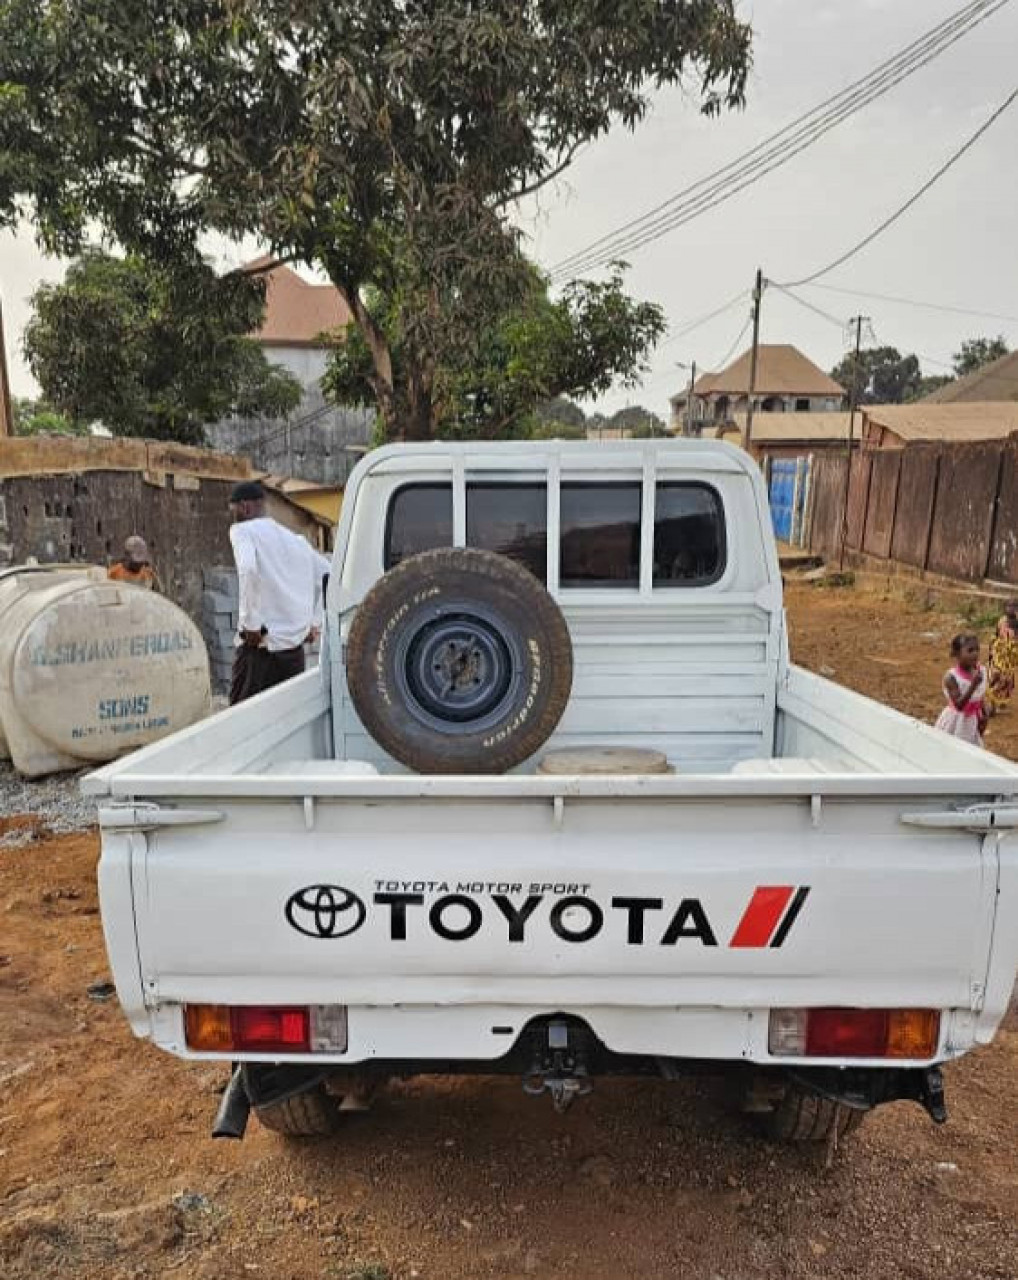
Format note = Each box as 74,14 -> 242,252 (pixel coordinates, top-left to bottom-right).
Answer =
199,566 -> 322,695
206,393 -> 374,486
0,471 -> 237,619
200,567 -> 240,694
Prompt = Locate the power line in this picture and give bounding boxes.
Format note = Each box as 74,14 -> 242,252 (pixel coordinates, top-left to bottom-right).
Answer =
866,320 -> 955,371
636,312 -> 753,401
659,289 -> 748,349
768,282 -> 849,332
551,0 -> 1008,279
548,0 -> 1012,280
779,84 -> 1018,287
709,314 -> 754,374
802,282 -> 1018,326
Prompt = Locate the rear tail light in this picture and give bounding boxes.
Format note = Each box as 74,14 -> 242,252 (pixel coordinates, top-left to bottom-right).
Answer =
232,1006 -> 310,1053
184,1004 -> 347,1054
768,1008 -> 939,1059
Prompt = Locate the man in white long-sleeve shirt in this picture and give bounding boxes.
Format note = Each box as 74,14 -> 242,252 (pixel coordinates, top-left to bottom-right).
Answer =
228,481 -> 332,705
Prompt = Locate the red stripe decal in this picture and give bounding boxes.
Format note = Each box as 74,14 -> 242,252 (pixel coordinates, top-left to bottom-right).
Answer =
729,886 -> 795,948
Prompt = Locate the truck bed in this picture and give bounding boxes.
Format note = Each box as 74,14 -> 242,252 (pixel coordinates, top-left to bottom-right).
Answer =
85,661 -> 1018,1071
83,661 -> 1018,799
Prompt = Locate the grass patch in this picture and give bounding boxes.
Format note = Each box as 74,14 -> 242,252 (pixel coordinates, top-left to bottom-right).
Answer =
957,599 -> 1003,631
812,570 -> 856,589
334,1265 -> 391,1280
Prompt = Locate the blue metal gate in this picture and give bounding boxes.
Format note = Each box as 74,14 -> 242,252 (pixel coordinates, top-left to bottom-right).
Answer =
768,457 -> 810,545
769,460 -> 797,541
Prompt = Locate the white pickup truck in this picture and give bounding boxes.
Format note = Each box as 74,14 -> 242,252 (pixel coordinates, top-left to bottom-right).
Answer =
86,440 -> 1018,1145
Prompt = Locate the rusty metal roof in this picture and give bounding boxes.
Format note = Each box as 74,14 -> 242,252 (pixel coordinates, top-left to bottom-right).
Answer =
714,411 -> 860,444
865,402 -> 1018,442
245,257 -> 353,348
922,349 -> 1018,404
684,345 -> 846,399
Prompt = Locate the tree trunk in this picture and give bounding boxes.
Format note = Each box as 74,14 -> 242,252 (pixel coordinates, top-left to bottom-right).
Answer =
332,279 -> 402,439
403,370 -> 433,442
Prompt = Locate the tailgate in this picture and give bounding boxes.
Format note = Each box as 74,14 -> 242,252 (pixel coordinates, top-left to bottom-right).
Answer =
101,790 -> 1003,1063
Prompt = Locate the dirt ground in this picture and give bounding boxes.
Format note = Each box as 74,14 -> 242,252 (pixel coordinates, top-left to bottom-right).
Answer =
2,579 -> 1017,1280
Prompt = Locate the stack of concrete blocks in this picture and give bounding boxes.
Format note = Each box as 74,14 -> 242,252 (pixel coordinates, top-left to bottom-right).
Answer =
199,565 -> 322,696
0,491 -> 11,569
200,567 -> 240,694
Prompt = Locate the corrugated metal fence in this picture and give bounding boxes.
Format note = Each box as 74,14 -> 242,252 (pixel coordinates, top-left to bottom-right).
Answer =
807,438 -> 1018,585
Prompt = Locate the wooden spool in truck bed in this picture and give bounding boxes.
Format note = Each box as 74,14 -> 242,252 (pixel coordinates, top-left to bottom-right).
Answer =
536,746 -> 674,776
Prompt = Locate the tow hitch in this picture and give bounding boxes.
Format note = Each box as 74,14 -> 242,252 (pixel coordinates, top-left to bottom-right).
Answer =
522,1019 -> 593,1112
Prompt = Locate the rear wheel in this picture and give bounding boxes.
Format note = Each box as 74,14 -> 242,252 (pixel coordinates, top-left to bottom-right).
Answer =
759,1082 -> 866,1144
253,1082 -> 341,1137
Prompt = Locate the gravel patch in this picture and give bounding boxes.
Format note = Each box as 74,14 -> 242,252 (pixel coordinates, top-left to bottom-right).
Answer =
0,698 -> 229,850
0,761 -> 100,849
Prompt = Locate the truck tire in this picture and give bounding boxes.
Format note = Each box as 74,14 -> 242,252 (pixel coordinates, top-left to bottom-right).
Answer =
253,1084 -> 341,1137
346,548 -> 573,774
760,1083 -> 865,1144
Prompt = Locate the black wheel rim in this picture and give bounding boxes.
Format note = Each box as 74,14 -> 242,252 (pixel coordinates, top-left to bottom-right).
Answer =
397,605 -> 522,732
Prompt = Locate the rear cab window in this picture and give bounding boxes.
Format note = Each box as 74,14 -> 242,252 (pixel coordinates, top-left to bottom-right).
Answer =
383,473 -> 726,589
653,483 -> 726,586
385,484 -> 453,567
560,483 -> 641,588
467,482 -> 547,582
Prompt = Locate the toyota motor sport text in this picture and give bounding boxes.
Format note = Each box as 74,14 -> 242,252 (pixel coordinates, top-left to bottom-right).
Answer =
283,881 -> 811,950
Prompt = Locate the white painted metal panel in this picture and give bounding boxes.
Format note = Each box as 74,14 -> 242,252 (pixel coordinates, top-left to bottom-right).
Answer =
124,793 -> 994,1065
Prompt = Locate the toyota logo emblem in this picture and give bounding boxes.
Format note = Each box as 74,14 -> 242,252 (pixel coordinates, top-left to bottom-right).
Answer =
285,884 -> 367,939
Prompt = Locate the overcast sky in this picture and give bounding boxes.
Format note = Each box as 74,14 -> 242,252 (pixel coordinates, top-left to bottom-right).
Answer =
2,0 -> 1016,419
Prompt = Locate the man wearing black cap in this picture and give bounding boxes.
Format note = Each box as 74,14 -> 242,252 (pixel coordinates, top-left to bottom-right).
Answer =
228,481 -> 332,704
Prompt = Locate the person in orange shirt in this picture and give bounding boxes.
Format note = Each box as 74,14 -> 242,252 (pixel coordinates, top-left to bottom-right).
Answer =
108,535 -> 161,591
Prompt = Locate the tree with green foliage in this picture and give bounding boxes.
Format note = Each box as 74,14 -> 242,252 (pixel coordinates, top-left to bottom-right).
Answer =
324,267 -> 663,439
0,1 -> 750,442
829,347 -> 921,405
11,396 -> 83,436
23,252 -> 301,443
530,397 -> 588,439
608,405 -> 668,437
907,373 -> 954,402
953,336 -> 1009,378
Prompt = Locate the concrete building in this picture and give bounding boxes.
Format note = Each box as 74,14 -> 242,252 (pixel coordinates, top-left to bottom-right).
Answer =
670,344 -> 846,433
205,258 -> 374,485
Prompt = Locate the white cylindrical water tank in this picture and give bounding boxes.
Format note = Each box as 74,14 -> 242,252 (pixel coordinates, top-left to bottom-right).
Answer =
0,566 -> 211,777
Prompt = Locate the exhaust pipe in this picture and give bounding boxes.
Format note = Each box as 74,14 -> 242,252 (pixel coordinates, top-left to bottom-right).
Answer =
212,1065 -> 251,1140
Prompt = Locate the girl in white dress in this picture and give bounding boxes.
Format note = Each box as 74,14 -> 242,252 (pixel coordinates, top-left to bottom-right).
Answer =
935,633 -> 990,747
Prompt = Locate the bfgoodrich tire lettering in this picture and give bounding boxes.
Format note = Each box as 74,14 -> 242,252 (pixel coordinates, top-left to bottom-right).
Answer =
346,548 -> 573,774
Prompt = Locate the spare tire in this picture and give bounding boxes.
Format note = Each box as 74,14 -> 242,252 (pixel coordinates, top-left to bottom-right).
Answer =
346,548 -> 573,774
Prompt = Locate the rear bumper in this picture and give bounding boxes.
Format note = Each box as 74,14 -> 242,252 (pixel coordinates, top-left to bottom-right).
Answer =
141,1000 -> 968,1070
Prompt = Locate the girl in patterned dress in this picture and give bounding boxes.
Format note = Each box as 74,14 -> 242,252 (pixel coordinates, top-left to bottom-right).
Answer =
935,634 -> 991,747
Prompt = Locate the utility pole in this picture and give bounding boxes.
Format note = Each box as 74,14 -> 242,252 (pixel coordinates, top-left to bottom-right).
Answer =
675,359 -> 697,435
685,360 -> 697,436
741,268 -> 764,453
0,292 -> 12,438
837,314 -> 870,570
